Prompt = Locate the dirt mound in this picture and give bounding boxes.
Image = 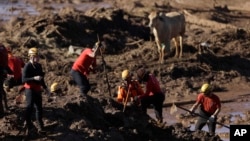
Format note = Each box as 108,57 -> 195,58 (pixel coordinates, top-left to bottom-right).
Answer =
1,0 -> 250,140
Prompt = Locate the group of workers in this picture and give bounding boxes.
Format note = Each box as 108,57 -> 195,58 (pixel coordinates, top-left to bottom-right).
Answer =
0,42 -> 221,136
0,45 -> 51,135
72,41 -> 221,136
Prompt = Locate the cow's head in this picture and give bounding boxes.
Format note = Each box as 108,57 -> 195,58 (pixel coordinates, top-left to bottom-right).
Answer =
148,11 -> 164,28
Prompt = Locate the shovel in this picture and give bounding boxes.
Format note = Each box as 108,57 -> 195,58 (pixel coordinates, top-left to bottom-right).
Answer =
122,87 -> 131,112
170,102 -> 177,115
170,103 -> 230,129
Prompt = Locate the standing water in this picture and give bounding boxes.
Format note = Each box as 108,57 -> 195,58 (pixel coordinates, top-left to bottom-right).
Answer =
148,101 -> 250,141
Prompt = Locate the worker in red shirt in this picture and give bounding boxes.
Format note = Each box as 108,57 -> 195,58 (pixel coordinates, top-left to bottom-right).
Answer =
189,83 -> 221,136
4,47 -> 25,91
136,68 -> 165,124
117,69 -> 144,105
70,42 -> 103,100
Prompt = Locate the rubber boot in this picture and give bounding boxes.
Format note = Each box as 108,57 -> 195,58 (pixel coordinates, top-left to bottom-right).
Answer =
37,122 -> 46,134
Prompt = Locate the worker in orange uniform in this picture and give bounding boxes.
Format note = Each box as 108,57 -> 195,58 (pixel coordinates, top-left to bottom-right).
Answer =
117,69 -> 144,105
189,83 -> 221,136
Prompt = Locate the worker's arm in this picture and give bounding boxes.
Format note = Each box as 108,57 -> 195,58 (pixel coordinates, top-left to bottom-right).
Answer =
89,42 -> 100,58
212,107 -> 221,117
189,102 -> 200,113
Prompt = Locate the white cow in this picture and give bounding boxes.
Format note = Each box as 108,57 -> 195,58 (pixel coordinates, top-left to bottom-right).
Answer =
148,11 -> 186,64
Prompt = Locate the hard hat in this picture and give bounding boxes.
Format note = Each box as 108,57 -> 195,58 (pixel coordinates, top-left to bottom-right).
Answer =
28,47 -> 38,56
137,68 -> 146,80
50,82 -> 58,92
122,69 -> 130,80
200,83 -> 211,94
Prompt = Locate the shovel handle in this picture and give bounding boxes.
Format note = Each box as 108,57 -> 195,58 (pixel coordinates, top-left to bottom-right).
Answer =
123,88 -> 131,112
176,105 -> 230,129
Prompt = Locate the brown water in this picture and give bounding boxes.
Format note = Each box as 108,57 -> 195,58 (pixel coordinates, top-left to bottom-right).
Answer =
148,101 -> 250,141
0,0 -> 111,21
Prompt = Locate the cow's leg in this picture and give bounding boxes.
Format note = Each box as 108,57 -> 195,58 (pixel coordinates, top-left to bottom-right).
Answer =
173,38 -> 179,58
158,48 -> 162,63
161,48 -> 164,64
156,41 -> 162,63
179,36 -> 183,58
161,43 -> 166,64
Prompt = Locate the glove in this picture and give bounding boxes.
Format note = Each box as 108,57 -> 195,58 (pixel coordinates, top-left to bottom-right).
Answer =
188,108 -> 194,113
95,42 -> 100,47
133,96 -> 139,103
188,108 -> 195,116
7,74 -> 14,78
34,76 -> 43,81
209,115 -> 215,122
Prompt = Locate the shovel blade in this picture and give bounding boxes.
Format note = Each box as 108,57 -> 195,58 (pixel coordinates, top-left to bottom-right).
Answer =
170,103 -> 177,115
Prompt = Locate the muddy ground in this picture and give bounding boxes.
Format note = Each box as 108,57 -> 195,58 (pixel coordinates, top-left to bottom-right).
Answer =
0,0 -> 250,140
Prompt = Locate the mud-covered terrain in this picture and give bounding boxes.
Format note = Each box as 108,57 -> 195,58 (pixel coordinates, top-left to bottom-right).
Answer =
0,0 -> 250,140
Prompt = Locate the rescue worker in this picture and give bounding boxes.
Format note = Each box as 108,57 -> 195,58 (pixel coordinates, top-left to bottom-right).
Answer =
22,47 -> 50,135
4,47 -> 25,91
0,43 -> 8,117
189,83 -> 221,136
70,42 -> 102,99
136,67 -> 165,123
117,69 -> 144,105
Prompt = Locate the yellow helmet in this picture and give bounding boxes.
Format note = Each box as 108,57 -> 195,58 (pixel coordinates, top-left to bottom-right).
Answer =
28,47 -> 38,56
122,70 -> 130,80
50,82 -> 59,92
200,83 -> 212,94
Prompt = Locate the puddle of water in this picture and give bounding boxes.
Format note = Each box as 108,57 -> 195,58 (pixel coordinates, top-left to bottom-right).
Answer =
0,0 -> 112,21
148,108 -> 231,141
148,100 -> 250,141
0,0 -> 38,21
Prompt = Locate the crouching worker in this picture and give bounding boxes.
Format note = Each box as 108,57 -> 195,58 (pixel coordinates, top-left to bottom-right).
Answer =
117,70 -> 144,106
136,68 -> 165,124
4,47 -> 25,92
189,83 -> 221,136
22,47 -> 51,135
